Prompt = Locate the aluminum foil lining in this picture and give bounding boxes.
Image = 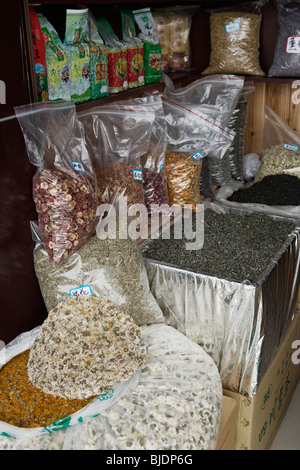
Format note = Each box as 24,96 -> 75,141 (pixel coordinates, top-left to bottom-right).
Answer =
141,205 -> 300,397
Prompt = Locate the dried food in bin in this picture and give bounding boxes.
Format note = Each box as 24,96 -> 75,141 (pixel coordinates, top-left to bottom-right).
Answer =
15,100 -> 98,265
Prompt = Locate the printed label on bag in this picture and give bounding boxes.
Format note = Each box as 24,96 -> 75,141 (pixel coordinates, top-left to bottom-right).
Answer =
286,36 -> 300,54
132,169 -> 143,181
70,285 -> 92,297
191,151 -> 205,160
283,143 -> 299,151
225,21 -> 240,33
71,161 -> 86,173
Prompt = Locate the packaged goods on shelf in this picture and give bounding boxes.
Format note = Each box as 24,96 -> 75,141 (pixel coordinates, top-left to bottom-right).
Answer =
78,101 -> 155,207
96,17 -> 128,93
268,0 -> 300,77
64,9 -> 90,103
15,101 -> 98,266
120,9 -> 145,88
133,7 -> 162,84
203,1 -> 266,76
152,5 -> 198,72
141,204 -> 300,396
29,6 -> 48,102
88,11 -> 109,99
37,14 -> 71,101
0,323 -> 222,450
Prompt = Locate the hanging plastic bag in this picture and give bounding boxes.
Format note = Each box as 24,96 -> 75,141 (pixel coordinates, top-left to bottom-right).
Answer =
15,101 -> 98,266
203,1 -> 266,76
255,105 -> 300,182
88,10 -> 109,99
133,7 -> 162,84
78,103 -> 155,207
268,0 -> 300,77
120,9 -> 145,88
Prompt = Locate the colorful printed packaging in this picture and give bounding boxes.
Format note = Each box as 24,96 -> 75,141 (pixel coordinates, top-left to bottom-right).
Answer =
88,11 -> 109,99
37,14 -> 70,101
121,9 -> 144,88
29,6 -> 48,102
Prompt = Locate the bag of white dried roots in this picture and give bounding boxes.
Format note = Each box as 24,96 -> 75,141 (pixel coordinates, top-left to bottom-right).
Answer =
27,297 -> 147,400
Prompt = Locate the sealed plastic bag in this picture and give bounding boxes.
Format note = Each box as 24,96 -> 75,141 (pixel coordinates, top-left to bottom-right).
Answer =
268,1 -> 300,77
0,323 -> 222,450
153,5 -> 198,72
15,101 -> 98,265
120,9 -> 145,88
133,7 -> 162,84
78,103 -> 155,207
203,1 -> 266,76
255,105 -> 300,182
0,322 -> 141,439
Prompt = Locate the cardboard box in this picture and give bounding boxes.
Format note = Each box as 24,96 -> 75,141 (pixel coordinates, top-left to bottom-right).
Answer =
223,311 -> 300,450
216,396 -> 238,450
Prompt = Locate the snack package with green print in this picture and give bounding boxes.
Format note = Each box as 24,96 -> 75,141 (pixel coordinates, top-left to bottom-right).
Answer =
133,7 -> 162,84
120,9 -> 145,88
88,11 -> 109,99
64,8 -> 90,103
37,14 -> 70,101
96,17 -> 128,93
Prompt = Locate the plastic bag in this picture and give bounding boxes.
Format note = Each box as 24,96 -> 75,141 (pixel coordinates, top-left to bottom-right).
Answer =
0,325 -> 140,439
243,153 -> 261,181
96,17 -> 128,93
0,324 -> 222,450
15,101 -> 98,266
152,5 -> 199,72
203,1 -> 266,76
88,10 -> 109,99
268,1 -> 300,77
120,9 -> 145,88
255,105 -> 300,182
133,8 -> 162,84
31,221 -> 165,327
78,102 -> 155,207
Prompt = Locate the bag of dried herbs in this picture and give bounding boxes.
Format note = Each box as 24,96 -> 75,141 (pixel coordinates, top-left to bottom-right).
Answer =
96,16 -> 128,93
87,10 -> 109,99
78,102 -> 155,207
64,8 -> 90,104
15,101 -> 98,266
268,0 -> 300,77
133,7 -> 162,84
203,1 -> 266,76
120,9 -> 145,88
255,105 -> 300,182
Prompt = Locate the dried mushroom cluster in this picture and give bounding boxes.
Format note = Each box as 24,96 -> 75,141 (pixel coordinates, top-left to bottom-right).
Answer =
33,168 -> 97,265
28,297 -> 147,400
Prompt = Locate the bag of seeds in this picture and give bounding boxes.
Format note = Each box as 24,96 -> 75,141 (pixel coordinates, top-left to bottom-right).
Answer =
0,301 -> 143,438
37,14 -> 71,101
15,101 -> 98,266
203,1 -> 266,76
78,103 -> 155,207
96,17 -> 129,93
268,0 -> 300,77
64,8 -> 90,103
255,105 -> 300,182
88,11 -> 109,99
133,7 -> 162,84
31,221 -> 165,327
120,9 -> 145,88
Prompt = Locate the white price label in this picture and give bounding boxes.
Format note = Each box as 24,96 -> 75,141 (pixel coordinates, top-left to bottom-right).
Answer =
283,143 -> 299,152
286,36 -> 300,54
225,21 -> 240,33
132,169 -> 143,181
191,151 -> 205,160
71,161 -> 86,173
69,285 -> 92,297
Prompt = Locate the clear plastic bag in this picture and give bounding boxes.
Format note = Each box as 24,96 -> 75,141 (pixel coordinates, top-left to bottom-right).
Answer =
255,105 -> 300,182
268,0 -> 300,78
15,101 -> 98,266
203,1 -> 266,76
78,103 -> 155,207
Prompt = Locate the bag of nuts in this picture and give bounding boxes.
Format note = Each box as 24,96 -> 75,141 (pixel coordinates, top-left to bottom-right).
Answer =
15,100 -> 98,265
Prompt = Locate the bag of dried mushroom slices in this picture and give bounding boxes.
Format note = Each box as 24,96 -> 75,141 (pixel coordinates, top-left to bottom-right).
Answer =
15,101 -> 98,266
